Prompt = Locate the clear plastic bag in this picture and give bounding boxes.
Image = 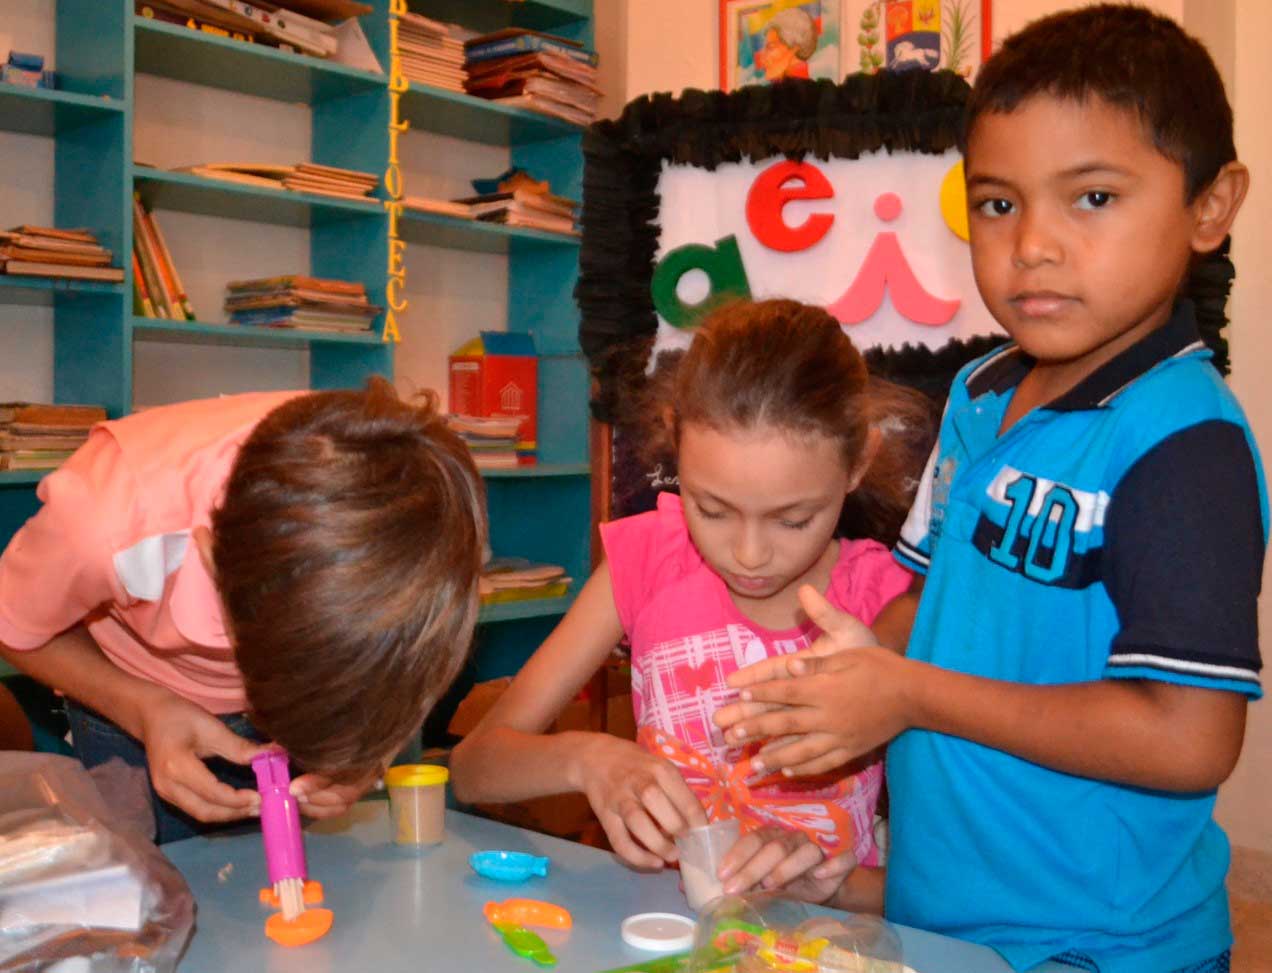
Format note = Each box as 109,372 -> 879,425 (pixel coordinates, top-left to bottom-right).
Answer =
0,754 -> 194,973
688,892 -> 910,972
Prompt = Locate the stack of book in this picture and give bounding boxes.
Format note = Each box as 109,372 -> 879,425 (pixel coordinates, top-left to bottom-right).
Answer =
396,12 -> 467,92
0,226 -> 124,283
446,414 -> 532,470
134,0 -> 341,58
224,275 -> 381,332
480,557 -> 571,606
133,197 -> 195,319
1,50 -> 55,89
457,187 -> 578,235
175,163 -> 379,202
0,403 -> 106,472
464,28 -> 600,127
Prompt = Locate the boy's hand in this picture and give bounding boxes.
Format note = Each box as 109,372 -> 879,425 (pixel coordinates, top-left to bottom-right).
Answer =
718,825 -> 858,904
572,734 -> 709,870
714,587 -> 911,776
137,691 -> 265,822
290,774 -> 369,820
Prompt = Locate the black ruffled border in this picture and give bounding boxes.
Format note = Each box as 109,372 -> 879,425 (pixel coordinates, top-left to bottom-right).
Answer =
576,71 -> 1234,426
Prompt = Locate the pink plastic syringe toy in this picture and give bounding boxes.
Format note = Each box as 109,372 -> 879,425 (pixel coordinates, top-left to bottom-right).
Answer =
251,750 -> 308,921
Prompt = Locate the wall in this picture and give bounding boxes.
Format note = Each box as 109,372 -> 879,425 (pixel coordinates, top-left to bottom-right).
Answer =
604,0 -> 1271,853
1211,0 -> 1272,855
0,3 -> 506,408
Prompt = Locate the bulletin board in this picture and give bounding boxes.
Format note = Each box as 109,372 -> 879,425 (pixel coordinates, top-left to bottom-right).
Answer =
576,71 -> 1236,524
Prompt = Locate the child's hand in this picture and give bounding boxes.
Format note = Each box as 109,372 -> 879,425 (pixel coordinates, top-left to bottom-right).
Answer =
137,690 -> 265,822
726,588 -> 878,694
574,734 -> 709,870
290,773 -> 370,820
714,587 -> 911,777
718,825 -> 858,904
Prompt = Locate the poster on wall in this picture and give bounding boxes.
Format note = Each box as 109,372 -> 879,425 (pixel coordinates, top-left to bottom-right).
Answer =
719,0 -> 842,89
846,0 -> 992,78
719,1 -> 993,87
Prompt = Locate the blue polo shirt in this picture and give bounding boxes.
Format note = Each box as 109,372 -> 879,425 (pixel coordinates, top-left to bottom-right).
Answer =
889,302 -> 1266,973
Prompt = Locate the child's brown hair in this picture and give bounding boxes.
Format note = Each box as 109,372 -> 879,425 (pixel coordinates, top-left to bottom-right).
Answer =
650,299 -> 935,545
211,378 -> 486,780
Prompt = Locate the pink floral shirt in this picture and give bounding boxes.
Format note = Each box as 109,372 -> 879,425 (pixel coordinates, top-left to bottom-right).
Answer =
600,492 -> 912,864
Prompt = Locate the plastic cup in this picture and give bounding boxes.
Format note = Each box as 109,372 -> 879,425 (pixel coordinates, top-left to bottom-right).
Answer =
383,764 -> 448,846
676,818 -> 741,911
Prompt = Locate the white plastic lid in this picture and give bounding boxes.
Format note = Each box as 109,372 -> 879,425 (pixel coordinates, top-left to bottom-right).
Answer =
620,912 -> 696,952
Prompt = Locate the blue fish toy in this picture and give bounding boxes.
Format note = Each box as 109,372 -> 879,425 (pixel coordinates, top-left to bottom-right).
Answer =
471,850 -> 550,882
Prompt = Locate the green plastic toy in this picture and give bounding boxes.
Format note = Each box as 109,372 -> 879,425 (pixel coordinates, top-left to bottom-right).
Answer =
492,921 -> 557,967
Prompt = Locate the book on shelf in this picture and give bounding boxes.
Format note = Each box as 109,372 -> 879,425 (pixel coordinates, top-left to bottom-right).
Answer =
466,73 -> 601,115
176,162 -> 378,200
0,403 -> 107,427
480,557 -> 571,605
136,3 -> 256,43
451,188 -> 579,235
396,14 -> 470,92
224,275 -> 380,332
465,50 -> 600,90
464,29 -> 598,68
489,92 -> 595,128
133,197 -> 195,319
445,414 -> 536,469
0,402 -> 105,472
402,197 -> 474,220
2,261 -> 125,282
226,274 -> 368,296
0,226 -> 122,281
135,0 -> 340,57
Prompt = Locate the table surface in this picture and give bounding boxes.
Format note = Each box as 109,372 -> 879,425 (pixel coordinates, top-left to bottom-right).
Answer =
162,804 -> 1066,973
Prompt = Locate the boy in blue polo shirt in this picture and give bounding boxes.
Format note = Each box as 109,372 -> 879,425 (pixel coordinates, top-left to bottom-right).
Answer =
714,6 -> 1265,972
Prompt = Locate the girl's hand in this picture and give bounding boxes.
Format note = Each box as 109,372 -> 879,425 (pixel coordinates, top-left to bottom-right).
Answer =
290,774 -> 370,820
573,734 -> 709,870
137,691 -> 266,822
714,587 -> 912,777
718,825 -> 858,904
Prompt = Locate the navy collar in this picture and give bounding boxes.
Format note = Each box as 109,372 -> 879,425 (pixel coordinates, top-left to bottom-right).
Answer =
964,301 -> 1207,411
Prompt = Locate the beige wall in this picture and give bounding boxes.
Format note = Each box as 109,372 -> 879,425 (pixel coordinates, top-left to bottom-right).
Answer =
599,0 -> 1271,852
1212,0 -> 1272,855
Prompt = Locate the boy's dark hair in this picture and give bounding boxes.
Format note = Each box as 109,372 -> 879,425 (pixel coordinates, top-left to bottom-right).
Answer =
964,4 -> 1234,200
211,378 -> 486,781
644,299 -> 936,546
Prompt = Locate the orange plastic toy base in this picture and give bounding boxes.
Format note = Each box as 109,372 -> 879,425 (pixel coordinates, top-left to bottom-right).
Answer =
265,907 -> 334,947
483,897 -> 573,930
258,880 -> 325,908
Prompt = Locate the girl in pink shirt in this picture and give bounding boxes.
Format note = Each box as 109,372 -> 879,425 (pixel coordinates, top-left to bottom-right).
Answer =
452,299 -> 932,907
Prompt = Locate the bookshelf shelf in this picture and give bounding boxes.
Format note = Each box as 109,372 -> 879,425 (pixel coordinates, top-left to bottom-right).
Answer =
401,83 -> 583,146
0,471 -> 47,487
400,209 -> 580,254
132,316 -> 385,350
0,0 -> 595,736
0,83 -> 124,137
133,167 -> 384,229
133,17 -> 386,105
481,463 -> 591,479
478,593 -> 575,625
0,275 -> 124,306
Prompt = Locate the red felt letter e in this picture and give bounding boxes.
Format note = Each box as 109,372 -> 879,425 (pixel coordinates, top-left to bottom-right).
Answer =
746,160 -> 834,253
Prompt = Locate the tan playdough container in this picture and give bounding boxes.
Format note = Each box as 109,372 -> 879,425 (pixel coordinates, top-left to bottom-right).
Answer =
384,764 -> 448,846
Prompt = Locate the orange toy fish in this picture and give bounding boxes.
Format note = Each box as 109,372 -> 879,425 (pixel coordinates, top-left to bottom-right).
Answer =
483,898 -> 573,931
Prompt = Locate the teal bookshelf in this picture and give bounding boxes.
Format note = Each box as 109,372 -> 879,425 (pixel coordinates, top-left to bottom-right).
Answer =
0,1 -> 594,701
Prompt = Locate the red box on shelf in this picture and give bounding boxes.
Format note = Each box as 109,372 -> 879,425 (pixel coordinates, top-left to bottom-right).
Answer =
448,331 -> 537,456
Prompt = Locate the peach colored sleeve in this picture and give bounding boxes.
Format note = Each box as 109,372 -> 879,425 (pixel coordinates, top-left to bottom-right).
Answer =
0,430 -> 133,649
